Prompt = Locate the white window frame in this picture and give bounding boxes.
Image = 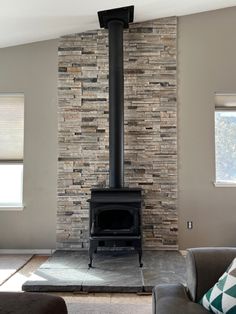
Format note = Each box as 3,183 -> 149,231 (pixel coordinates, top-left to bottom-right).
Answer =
214,93 -> 236,187
0,93 -> 24,210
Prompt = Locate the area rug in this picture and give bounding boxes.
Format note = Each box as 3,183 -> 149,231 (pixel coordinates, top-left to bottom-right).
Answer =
66,302 -> 151,314
0,254 -> 33,285
22,250 -> 186,293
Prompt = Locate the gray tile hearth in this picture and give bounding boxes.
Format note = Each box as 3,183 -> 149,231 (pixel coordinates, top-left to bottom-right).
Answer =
22,250 -> 186,293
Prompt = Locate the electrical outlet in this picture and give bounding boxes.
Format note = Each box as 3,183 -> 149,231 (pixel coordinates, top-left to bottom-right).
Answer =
187,221 -> 193,229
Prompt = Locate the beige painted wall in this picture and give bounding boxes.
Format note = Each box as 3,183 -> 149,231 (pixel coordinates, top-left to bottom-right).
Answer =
0,40 -> 58,249
1,6 -> 236,250
178,7 -> 236,249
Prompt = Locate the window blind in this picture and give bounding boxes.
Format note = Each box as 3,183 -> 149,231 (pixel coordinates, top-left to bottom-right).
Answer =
0,93 -> 24,161
215,93 -> 236,111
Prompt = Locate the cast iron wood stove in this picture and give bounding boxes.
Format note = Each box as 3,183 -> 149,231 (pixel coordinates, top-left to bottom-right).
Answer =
88,188 -> 142,267
88,6 -> 143,267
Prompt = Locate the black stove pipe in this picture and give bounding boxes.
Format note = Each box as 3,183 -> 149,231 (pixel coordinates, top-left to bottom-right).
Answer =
98,6 -> 134,188
108,20 -> 124,188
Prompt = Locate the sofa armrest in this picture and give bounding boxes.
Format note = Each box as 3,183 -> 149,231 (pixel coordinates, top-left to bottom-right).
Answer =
0,292 -> 67,314
187,247 -> 236,302
152,284 -> 209,314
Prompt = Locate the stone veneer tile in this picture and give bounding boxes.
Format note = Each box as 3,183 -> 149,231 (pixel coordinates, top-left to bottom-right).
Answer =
57,17 -> 178,250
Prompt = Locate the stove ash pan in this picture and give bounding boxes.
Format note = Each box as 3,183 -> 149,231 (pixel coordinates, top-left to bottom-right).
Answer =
88,188 -> 143,267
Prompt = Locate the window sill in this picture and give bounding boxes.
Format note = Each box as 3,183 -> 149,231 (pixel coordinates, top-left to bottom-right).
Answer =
0,205 -> 24,211
214,182 -> 236,187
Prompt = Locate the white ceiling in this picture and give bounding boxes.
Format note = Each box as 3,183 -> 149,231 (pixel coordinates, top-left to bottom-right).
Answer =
1,0 -> 236,48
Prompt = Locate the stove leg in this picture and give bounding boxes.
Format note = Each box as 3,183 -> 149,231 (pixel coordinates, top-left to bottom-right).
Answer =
88,246 -> 93,268
134,239 -> 143,267
88,240 -> 94,268
138,250 -> 143,267
88,239 -> 98,268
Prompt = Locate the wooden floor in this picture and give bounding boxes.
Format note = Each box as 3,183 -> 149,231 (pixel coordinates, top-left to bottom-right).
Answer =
0,255 -> 152,307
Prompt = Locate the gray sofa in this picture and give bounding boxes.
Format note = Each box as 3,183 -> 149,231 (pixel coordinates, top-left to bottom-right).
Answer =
152,247 -> 236,314
0,292 -> 67,313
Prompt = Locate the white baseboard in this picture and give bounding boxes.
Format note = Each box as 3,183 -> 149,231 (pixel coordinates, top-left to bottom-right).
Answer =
0,249 -> 55,255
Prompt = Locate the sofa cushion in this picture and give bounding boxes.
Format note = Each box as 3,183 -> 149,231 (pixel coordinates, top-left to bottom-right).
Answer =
200,257 -> 236,313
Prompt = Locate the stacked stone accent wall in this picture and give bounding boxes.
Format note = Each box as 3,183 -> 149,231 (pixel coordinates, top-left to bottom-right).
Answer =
57,17 -> 178,250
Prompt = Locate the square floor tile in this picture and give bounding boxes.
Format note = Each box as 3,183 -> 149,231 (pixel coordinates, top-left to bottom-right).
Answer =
82,267 -> 143,292
23,268 -> 88,292
40,250 -> 89,269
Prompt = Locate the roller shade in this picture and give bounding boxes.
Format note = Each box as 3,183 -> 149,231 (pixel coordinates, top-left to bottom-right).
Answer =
0,93 -> 24,161
215,93 -> 236,111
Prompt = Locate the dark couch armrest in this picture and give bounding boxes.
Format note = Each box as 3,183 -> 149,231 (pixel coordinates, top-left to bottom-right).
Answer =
0,292 -> 68,314
152,284 -> 209,314
187,247 -> 236,302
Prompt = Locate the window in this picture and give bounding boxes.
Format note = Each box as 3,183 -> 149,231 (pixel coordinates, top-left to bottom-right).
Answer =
0,93 -> 24,208
215,93 -> 236,186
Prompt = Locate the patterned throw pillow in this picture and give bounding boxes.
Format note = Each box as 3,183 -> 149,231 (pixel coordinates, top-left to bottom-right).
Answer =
200,258 -> 236,313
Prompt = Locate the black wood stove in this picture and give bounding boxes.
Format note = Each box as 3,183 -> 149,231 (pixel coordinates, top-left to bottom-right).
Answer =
88,6 -> 143,267
88,188 -> 142,267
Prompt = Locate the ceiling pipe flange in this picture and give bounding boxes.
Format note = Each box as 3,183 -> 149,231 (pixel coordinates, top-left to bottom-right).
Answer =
98,6 -> 134,29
